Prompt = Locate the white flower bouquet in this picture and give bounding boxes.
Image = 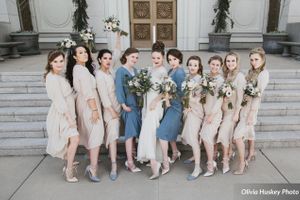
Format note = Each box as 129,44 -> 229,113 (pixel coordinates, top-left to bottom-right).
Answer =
218,81 -> 235,109
126,69 -> 152,107
79,27 -> 96,52
103,16 -> 128,36
181,78 -> 200,108
241,82 -> 261,106
56,38 -> 76,51
199,74 -> 216,104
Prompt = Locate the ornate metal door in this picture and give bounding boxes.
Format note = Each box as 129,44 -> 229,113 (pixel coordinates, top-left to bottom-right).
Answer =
129,0 -> 177,48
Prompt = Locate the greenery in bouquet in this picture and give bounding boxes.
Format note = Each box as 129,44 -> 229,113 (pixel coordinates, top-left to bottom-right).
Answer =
103,15 -> 128,36
218,81 -> 235,109
241,82 -> 261,107
125,69 -> 152,107
158,76 -> 177,108
181,78 -> 200,109
199,74 -> 216,104
79,28 -> 96,52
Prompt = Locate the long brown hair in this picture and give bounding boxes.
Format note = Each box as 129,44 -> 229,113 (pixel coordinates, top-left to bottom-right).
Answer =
44,50 -> 65,79
223,52 -> 240,81
186,55 -> 203,75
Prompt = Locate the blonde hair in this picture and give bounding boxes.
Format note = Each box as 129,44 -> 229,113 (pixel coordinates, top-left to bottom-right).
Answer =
246,47 -> 266,82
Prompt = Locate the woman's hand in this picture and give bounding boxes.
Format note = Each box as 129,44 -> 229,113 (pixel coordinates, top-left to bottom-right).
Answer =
205,114 -> 213,124
65,112 -> 77,128
150,100 -> 157,111
122,104 -> 132,112
232,112 -> 239,123
91,110 -> 100,123
111,109 -> 119,119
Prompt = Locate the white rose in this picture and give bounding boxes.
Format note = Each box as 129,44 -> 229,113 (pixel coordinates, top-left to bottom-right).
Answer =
66,42 -> 71,48
165,85 -> 170,92
112,23 -> 117,28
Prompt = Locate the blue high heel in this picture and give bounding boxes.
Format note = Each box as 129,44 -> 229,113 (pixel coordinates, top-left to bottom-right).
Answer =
186,174 -> 199,181
109,162 -> 118,181
84,165 -> 100,182
183,158 -> 194,164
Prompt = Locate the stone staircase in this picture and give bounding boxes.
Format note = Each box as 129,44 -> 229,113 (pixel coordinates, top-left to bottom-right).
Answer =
0,70 -> 300,155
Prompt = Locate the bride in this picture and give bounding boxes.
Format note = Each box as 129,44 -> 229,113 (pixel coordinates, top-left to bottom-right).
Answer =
137,41 -> 167,179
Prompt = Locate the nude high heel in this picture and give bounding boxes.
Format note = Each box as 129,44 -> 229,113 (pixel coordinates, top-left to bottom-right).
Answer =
233,160 -> 248,175
222,158 -> 230,174
203,161 -> 218,177
64,167 -> 78,183
125,160 -> 142,173
149,162 -> 161,180
170,151 -> 181,164
162,157 -> 171,175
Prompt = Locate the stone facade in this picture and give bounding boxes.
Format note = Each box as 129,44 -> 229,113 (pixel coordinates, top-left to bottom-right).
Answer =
1,0 -> 300,51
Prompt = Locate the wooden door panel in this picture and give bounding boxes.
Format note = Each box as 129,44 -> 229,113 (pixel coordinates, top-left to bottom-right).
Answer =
130,0 -> 176,48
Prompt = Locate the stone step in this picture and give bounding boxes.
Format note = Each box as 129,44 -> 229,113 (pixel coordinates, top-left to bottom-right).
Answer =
258,102 -> 300,116
266,79 -> 300,90
256,131 -> 300,148
0,93 -> 50,107
0,72 -> 43,82
256,116 -> 300,132
262,90 -> 300,102
0,138 -> 47,156
0,81 -> 45,94
0,107 -> 48,122
0,121 -> 46,138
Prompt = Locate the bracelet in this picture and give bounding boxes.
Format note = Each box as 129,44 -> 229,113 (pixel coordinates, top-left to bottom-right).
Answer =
92,109 -> 98,112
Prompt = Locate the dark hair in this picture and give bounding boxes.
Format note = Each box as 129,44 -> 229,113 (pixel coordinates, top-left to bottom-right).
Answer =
120,47 -> 139,65
186,55 -> 203,75
65,45 -> 94,87
44,50 -> 65,79
152,41 -> 165,56
208,55 -> 223,66
97,49 -> 112,66
166,49 -> 183,64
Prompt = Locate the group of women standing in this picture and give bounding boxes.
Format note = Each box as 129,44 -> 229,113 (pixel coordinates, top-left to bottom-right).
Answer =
44,34 -> 269,183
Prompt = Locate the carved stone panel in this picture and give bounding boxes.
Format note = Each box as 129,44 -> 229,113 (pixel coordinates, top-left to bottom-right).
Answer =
134,24 -> 151,40
133,1 -> 150,19
157,2 -> 173,19
157,23 -> 173,40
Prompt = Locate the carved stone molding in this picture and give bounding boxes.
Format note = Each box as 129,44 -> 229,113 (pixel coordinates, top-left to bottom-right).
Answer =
134,23 -> 150,40
133,1 -> 150,19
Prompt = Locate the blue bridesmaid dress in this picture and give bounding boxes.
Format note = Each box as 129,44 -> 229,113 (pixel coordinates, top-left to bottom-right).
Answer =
115,66 -> 141,140
157,67 -> 186,141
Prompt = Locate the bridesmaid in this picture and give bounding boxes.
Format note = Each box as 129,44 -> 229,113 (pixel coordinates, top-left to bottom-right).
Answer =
157,49 -> 186,175
95,33 -> 121,181
217,52 -> 246,174
45,50 -> 79,183
181,56 -> 204,181
66,45 -> 105,182
115,48 -> 142,172
137,41 -> 167,179
200,55 -> 224,177
233,47 -> 269,175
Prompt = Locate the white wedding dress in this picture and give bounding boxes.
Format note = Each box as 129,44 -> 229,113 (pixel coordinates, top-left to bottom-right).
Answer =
137,66 -> 167,162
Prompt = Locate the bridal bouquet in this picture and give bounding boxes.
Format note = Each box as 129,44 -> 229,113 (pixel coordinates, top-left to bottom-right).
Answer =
199,74 -> 216,104
241,82 -> 261,106
103,16 -> 128,36
218,81 -> 235,109
181,78 -> 200,108
126,69 -> 152,107
158,76 -> 177,108
56,38 -> 76,51
79,27 -> 96,52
